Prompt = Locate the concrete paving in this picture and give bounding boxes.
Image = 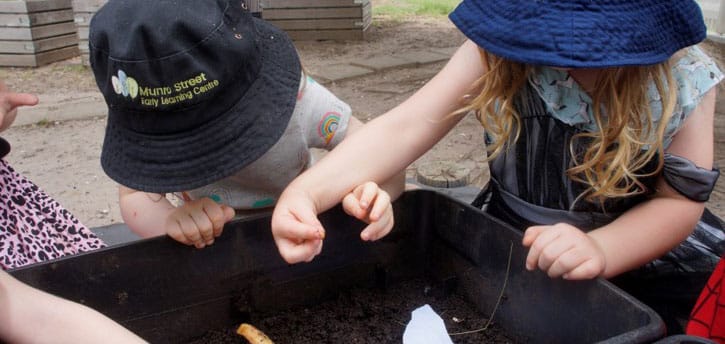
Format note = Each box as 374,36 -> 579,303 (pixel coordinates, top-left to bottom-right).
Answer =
13,47 -> 458,127
14,92 -> 106,127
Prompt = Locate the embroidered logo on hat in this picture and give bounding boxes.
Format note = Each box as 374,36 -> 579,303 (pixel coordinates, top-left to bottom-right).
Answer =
128,72 -> 221,108
111,70 -> 138,99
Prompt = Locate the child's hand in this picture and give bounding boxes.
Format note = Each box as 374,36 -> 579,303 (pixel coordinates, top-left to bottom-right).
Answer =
522,223 -> 606,280
342,182 -> 394,241
0,80 -> 38,131
164,197 -> 235,249
271,188 -> 326,264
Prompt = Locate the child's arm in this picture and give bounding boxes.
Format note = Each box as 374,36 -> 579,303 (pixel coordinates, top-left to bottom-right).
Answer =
119,186 -> 234,248
0,269 -> 147,343
272,40 -> 488,263
523,88 -> 716,279
344,117 -> 406,202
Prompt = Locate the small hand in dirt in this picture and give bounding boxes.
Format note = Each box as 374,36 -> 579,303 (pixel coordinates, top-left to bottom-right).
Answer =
522,223 -> 606,280
0,80 -> 38,132
271,187 -> 325,264
342,181 -> 394,241
165,197 -> 235,249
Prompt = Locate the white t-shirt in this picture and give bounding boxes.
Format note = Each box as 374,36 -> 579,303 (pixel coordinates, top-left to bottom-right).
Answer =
183,75 -> 351,209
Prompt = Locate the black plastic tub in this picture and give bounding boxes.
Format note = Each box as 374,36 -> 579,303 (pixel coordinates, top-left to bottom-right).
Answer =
654,335 -> 718,344
9,190 -> 665,343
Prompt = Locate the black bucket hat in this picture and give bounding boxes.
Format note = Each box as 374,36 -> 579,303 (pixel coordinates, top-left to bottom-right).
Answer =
90,0 -> 301,193
449,0 -> 707,68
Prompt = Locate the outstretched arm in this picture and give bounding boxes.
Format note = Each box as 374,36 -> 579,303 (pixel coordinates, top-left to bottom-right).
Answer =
344,117 -> 407,202
272,40 -> 488,263
0,270 -> 147,344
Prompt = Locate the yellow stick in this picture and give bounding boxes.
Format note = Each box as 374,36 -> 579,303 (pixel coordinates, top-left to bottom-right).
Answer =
236,323 -> 274,344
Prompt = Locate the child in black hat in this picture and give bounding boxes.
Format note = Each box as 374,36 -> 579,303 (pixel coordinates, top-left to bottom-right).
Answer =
271,0 -> 724,333
89,0 -> 403,250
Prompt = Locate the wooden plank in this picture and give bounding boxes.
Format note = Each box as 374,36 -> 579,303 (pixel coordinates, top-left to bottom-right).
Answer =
0,32 -> 76,53
71,0 -> 106,13
261,0 -> 367,8
269,1 -> 372,41
0,21 -> 75,40
0,0 -> 72,13
0,9 -> 73,27
0,1 -> 28,13
286,28 -> 367,41
263,7 -> 365,20
269,18 -> 366,30
34,43 -> 76,65
26,0 -> 71,12
0,44 -> 78,66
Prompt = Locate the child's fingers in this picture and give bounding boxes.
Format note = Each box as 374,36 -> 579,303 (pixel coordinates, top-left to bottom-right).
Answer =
360,210 -> 394,241
522,226 -> 545,247
222,204 -> 235,220
368,191 -> 390,222
167,222 -> 192,246
359,182 -> 380,209
341,193 -> 364,219
544,247 -> 585,278
272,209 -> 325,248
524,226 -> 560,271
562,259 -> 602,280
271,193 -> 325,263
276,237 -> 323,264
215,205 -> 235,236
188,210 -> 215,245
4,92 -> 38,108
177,216 -> 205,249
276,219 -> 324,242
202,201 -> 233,238
535,236 -> 575,273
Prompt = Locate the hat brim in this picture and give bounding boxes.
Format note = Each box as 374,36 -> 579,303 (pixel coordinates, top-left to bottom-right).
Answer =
449,0 -> 707,68
100,18 -> 301,193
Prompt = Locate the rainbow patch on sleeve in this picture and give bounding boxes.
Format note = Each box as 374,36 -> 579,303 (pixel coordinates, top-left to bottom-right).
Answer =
318,112 -> 341,145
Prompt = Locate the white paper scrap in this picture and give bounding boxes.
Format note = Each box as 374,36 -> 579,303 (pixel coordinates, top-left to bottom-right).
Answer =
402,304 -> 454,344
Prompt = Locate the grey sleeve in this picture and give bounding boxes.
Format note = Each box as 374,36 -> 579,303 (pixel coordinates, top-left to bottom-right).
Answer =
300,79 -> 351,149
662,153 -> 720,202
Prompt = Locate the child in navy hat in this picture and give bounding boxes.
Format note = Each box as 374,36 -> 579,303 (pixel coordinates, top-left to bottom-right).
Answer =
89,0 -> 403,250
271,0 -> 724,333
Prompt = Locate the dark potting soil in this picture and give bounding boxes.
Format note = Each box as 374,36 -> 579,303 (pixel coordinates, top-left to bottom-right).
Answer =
187,278 -> 520,344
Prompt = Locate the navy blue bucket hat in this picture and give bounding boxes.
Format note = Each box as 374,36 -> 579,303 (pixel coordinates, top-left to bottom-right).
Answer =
449,0 -> 707,68
89,0 -> 300,193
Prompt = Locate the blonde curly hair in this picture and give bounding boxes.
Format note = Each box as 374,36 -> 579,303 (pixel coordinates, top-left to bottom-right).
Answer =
454,49 -> 677,202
